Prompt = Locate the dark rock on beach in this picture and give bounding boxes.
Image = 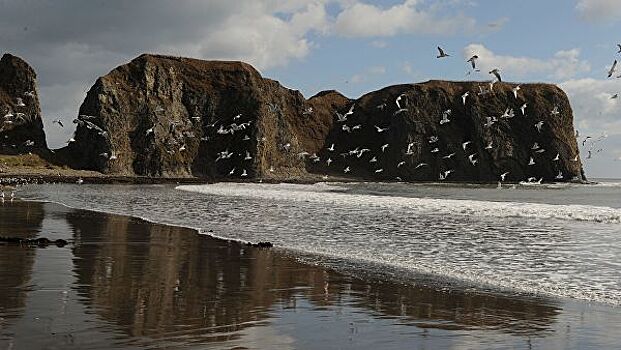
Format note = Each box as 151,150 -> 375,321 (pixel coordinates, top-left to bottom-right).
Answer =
0,53 -> 47,154
310,81 -> 584,182
62,54 -> 345,179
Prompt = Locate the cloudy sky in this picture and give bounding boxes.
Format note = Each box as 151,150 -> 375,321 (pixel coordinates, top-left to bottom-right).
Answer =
1,0 -> 621,178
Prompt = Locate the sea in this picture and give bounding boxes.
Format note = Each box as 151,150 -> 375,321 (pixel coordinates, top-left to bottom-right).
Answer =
15,179 -> 621,307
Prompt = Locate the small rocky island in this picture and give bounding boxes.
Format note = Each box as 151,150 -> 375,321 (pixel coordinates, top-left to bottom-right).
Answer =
1,53 -> 585,183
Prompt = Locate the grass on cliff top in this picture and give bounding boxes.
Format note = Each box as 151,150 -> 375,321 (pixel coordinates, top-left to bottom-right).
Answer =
0,153 -> 60,169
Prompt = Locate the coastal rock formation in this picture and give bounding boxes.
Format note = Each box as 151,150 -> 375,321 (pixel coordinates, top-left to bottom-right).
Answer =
63,54 -> 347,178
64,54 -> 583,182
309,81 -> 584,182
0,53 -> 47,153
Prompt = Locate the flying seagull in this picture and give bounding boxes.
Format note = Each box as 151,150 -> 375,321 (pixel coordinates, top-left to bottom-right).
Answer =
467,55 -> 478,70
381,144 -> 389,152
608,60 -> 617,78
500,172 -> 509,181
462,141 -> 472,150
617,44 -> 621,53
375,125 -> 389,133
461,91 -> 469,105
52,119 -> 64,127
437,46 -> 450,58
489,68 -> 502,82
395,94 -> 405,109
535,121 -> 544,133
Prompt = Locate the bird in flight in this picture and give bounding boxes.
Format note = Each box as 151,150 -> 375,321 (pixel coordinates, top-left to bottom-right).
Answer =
467,55 -> 478,70
608,60 -> 617,78
52,119 -> 64,127
489,68 -> 502,82
437,46 -> 450,58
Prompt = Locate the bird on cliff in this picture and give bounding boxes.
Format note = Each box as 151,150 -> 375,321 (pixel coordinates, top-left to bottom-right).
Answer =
52,119 -> 64,127
520,103 -> 527,115
462,141 -> 472,150
241,169 -> 248,177
485,141 -> 493,149
532,142 -> 540,150
462,91 -> 469,105
374,125 -> 389,133
512,85 -> 521,99
535,121 -> 544,132
326,158 -> 332,166
146,127 -> 155,136
436,46 -> 450,58
608,60 -> 617,78
344,166 -> 351,173
429,136 -> 439,144
229,168 -> 236,176
467,55 -> 478,70
16,98 -> 25,107
500,172 -> 509,181
381,144 -> 389,152
415,162 -> 428,169
397,161 -> 406,168
553,153 -> 560,161
369,156 -> 377,163
528,157 -> 535,165
328,143 -> 335,151
342,125 -> 352,133
375,168 -> 383,173
571,155 -> 579,162
489,68 -> 502,82
67,138 -> 75,144
556,171 -> 564,180
431,147 -> 439,153
244,151 -> 252,160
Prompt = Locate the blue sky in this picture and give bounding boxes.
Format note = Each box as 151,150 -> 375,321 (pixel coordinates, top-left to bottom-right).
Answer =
1,0 -> 621,177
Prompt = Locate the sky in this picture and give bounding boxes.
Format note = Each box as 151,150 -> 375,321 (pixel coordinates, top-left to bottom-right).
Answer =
1,0 -> 621,178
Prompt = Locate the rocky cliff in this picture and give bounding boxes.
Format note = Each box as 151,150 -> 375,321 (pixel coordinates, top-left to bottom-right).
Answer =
64,54 -> 583,182
310,81 -> 584,182
0,53 -> 47,153
63,54 -> 348,178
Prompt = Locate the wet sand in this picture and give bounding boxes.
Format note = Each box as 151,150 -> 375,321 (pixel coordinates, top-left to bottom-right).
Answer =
1,200 -> 620,349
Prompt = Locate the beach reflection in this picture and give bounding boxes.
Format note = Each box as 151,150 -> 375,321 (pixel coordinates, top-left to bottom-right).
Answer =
0,200 -> 597,349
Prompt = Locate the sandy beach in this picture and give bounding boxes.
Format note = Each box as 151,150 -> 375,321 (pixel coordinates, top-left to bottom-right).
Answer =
0,198 -> 620,349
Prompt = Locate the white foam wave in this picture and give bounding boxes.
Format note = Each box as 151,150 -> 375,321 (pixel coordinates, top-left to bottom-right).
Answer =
178,183 -> 621,224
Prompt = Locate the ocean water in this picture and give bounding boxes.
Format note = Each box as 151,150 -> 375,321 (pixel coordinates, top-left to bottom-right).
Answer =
16,180 -> 621,306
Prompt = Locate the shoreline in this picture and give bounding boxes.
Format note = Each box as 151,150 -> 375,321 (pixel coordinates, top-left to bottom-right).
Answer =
1,199 -> 620,349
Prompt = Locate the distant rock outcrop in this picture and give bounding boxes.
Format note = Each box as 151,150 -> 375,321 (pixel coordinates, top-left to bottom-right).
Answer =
0,53 -> 47,153
310,81 -> 585,182
63,54 -> 347,178
63,54 -> 584,182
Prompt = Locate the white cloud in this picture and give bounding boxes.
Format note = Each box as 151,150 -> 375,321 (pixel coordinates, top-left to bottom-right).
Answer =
560,78 -> 621,136
334,0 -> 477,37
463,44 -> 591,80
576,0 -> 621,21
370,40 -> 388,48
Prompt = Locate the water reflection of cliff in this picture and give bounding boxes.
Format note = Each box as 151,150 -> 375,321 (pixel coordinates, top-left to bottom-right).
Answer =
0,201 -> 44,318
66,209 -> 560,344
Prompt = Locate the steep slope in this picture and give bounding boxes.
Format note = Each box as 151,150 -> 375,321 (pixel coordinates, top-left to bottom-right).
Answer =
0,53 -> 47,154
309,81 -> 584,182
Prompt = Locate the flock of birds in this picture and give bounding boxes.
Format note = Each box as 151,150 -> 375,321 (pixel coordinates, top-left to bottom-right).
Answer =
2,45 -> 617,184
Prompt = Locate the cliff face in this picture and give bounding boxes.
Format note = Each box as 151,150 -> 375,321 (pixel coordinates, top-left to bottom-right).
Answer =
63,54 -> 347,178
310,81 -> 584,182
0,54 -> 47,153
64,54 -> 583,182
